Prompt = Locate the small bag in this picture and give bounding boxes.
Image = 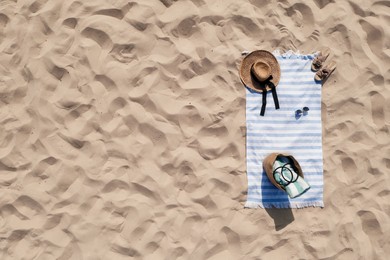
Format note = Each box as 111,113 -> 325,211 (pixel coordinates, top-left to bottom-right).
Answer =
263,153 -> 310,198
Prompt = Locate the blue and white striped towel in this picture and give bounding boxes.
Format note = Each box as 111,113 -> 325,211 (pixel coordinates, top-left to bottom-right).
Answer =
245,50 -> 324,208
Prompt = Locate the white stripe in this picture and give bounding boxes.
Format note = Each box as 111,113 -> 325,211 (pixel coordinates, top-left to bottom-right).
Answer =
246,123 -> 322,127
247,141 -> 322,145
246,195 -> 323,201
247,132 -> 322,137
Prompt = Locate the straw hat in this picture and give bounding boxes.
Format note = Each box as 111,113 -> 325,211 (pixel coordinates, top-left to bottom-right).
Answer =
239,50 -> 281,92
263,153 -> 304,191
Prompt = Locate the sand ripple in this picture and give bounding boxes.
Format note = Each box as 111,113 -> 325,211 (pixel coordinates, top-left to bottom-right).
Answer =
0,0 -> 389,259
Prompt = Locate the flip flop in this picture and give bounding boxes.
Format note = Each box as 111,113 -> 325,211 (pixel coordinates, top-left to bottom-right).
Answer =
311,48 -> 330,72
314,60 -> 336,82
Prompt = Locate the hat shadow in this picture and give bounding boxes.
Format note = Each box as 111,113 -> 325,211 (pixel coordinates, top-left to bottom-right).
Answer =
261,170 -> 295,231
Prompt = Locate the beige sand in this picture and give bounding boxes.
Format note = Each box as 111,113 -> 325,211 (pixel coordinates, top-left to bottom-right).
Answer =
0,0 -> 389,259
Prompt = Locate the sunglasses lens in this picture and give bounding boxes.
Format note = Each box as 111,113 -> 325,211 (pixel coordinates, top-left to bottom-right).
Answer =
303,107 -> 309,112
296,109 -> 302,115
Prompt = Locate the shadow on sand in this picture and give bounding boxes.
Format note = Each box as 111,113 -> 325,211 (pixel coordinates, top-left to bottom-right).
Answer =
261,171 -> 294,231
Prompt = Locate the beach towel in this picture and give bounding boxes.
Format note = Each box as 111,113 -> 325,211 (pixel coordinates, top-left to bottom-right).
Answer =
245,50 -> 324,208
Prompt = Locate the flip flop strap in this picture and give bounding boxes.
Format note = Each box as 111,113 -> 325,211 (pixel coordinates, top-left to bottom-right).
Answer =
313,57 -> 322,68
318,68 -> 330,79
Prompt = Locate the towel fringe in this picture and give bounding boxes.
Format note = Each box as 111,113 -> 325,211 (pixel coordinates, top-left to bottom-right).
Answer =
272,49 -> 318,60
245,201 -> 324,209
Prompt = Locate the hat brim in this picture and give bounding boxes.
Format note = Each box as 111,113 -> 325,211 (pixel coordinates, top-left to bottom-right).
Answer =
239,50 -> 281,93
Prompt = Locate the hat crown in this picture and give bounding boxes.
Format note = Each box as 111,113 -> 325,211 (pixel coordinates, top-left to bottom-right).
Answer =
251,61 -> 271,82
239,50 -> 280,93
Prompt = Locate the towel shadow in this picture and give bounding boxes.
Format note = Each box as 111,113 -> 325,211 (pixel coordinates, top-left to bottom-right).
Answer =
264,207 -> 295,231
261,171 -> 295,231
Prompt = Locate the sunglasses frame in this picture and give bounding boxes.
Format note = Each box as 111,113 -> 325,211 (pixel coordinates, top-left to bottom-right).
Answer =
272,163 -> 299,186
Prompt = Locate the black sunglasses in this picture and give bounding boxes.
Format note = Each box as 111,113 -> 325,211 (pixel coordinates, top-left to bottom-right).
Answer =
272,163 -> 299,186
295,107 -> 309,116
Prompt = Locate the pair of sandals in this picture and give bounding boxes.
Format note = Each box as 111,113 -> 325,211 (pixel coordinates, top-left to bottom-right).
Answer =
312,48 -> 336,82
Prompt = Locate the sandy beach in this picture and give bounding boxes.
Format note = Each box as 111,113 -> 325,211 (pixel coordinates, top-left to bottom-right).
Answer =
0,0 -> 389,259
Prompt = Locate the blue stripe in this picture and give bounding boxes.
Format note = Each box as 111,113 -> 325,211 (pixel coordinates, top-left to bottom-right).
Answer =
248,139 -> 320,144
248,185 -> 322,190
247,128 -> 322,132
247,145 -> 322,149
248,189 -> 324,196
246,132 -> 321,137
247,172 -> 323,176
246,98 -> 321,103
247,149 -> 324,153
277,56 -> 315,59
246,170 -> 322,175
247,89 -> 320,95
247,184 -> 323,190
247,149 -> 323,153
277,81 -> 320,85
276,94 -> 321,98
247,173 -> 322,178
247,98 -> 322,102
247,145 -> 322,150
247,105 -> 321,109
276,56 -> 315,61
280,69 -> 311,72
248,192 -> 323,199
248,188 -> 322,194
246,104 -> 321,109
246,172 -> 323,177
